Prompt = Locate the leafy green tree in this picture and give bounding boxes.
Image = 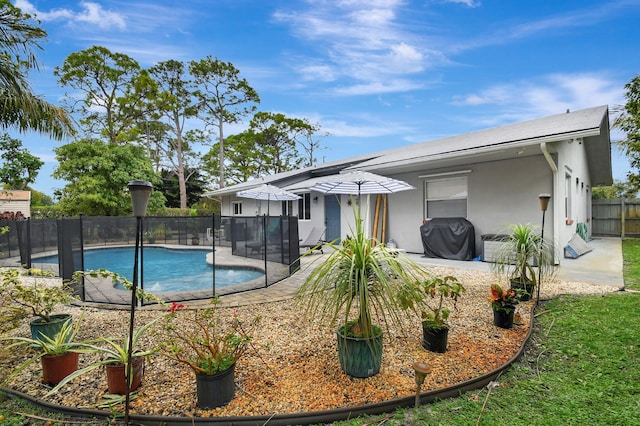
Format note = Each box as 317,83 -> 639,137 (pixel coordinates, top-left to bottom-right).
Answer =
592,181 -> 638,199
249,112 -> 321,173
0,133 -> 43,189
189,56 -> 260,188
147,60 -> 201,209
157,168 -> 207,208
54,46 -> 153,144
203,131 -> 266,186
53,139 -> 164,216
29,188 -> 53,206
614,74 -> 640,195
0,0 -> 74,139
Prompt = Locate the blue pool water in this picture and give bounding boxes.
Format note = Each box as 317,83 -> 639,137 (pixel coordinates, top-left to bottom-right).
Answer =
35,247 -> 264,292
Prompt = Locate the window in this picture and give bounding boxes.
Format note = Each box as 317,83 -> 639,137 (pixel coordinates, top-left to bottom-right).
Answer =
281,200 -> 294,216
232,201 -> 243,215
565,173 -> 572,219
424,177 -> 467,218
297,193 -> 311,220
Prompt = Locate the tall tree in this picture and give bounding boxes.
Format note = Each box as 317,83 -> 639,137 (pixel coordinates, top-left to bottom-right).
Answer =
54,46 -> 153,144
0,0 -> 74,139
614,74 -> 640,195
189,56 -> 259,189
157,168 -> 208,208
249,112 -> 321,173
203,131 -> 266,186
0,133 -> 43,189
147,60 -> 200,209
53,139 -> 164,216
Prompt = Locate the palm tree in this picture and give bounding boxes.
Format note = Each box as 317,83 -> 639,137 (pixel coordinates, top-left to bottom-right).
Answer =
0,1 -> 75,140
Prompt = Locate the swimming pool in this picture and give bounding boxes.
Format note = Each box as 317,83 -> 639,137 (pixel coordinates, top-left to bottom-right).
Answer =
34,247 -> 264,292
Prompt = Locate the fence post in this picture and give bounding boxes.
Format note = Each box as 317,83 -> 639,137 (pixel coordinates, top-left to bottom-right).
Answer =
621,197 -> 626,239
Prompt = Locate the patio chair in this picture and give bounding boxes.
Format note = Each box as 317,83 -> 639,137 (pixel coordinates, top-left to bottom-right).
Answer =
299,227 -> 326,253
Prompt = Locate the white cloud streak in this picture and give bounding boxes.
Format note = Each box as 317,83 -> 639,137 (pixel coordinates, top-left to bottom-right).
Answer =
16,0 -> 126,30
450,72 -> 625,126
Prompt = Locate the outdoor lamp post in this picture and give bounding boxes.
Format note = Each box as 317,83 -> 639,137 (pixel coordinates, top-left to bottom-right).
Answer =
125,180 -> 152,425
537,193 -> 551,304
413,361 -> 432,407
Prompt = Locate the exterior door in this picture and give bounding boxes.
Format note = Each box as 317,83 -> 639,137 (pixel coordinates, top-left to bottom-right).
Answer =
324,194 -> 341,243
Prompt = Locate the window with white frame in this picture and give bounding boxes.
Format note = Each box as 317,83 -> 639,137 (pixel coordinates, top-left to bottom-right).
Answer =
297,192 -> 311,220
281,200 -> 294,216
424,177 -> 468,218
232,201 -> 243,215
565,173 -> 572,219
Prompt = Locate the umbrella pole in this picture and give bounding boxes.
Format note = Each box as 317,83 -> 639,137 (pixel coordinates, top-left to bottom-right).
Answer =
372,195 -> 381,246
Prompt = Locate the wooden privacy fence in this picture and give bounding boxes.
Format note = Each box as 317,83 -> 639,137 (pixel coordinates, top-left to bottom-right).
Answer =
592,198 -> 640,237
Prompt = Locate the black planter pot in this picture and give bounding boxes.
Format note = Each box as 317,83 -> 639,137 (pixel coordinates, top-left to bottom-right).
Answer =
336,325 -> 383,378
493,307 -> 515,329
510,279 -> 534,301
195,364 -> 236,409
422,324 -> 449,353
30,314 -> 72,342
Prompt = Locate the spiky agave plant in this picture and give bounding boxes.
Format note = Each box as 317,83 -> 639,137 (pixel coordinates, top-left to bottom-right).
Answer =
296,205 -> 428,345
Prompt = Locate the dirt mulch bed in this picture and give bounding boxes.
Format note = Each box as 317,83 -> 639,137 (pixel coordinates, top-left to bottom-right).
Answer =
0,265 -> 614,418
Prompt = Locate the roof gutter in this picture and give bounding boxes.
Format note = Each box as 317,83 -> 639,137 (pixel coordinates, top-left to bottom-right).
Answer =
355,128 -> 599,172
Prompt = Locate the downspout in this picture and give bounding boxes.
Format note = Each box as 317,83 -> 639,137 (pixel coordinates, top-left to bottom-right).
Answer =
540,142 -> 560,264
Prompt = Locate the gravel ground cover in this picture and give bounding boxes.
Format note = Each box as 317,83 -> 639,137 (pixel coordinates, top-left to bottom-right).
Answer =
0,265 -> 619,418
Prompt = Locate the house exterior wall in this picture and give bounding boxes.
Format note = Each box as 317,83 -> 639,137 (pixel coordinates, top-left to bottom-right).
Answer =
555,137 -> 592,247
383,154 -> 555,257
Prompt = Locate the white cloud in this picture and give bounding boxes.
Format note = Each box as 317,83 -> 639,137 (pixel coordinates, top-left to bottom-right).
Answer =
15,0 -> 126,30
273,1 -> 437,96
443,0 -> 481,7
450,72 -> 625,125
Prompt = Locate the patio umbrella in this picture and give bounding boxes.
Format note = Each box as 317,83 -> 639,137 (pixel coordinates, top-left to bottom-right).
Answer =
236,184 -> 300,215
309,171 -> 415,239
309,170 -> 415,197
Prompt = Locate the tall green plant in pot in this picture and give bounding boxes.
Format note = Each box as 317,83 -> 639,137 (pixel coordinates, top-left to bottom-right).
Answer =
296,207 -> 428,378
0,268 -> 77,341
490,223 -> 556,301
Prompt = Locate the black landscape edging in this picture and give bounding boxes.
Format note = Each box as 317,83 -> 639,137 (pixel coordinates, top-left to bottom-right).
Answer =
1,306 -> 535,425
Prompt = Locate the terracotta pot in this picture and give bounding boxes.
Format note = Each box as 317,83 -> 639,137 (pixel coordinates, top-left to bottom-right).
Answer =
41,352 -> 79,385
105,357 -> 144,395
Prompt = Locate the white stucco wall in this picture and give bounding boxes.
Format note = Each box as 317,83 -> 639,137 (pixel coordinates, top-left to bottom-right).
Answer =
383,154 -> 556,257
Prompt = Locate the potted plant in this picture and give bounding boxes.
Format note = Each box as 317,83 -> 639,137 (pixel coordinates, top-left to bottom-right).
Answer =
489,284 -> 520,329
156,299 -> 258,409
1,314 -> 90,386
490,223 -> 556,301
46,269 -> 163,395
0,267 -> 77,342
296,207 -> 428,378
48,318 -> 159,395
403,275 -> 465,353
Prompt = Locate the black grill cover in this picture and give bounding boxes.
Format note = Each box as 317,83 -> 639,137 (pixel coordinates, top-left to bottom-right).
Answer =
420,218 -> 475,261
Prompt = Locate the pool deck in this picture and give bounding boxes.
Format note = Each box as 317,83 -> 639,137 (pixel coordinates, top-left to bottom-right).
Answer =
3,237 -> 624,310
212,236 -> 625,308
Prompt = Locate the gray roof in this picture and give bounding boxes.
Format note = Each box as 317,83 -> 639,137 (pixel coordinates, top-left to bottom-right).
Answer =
350,105 -> 611,185
204,105 -> 612,197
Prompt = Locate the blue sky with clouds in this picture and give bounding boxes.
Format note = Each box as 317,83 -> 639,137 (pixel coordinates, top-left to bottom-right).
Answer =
8,0 -> 640,196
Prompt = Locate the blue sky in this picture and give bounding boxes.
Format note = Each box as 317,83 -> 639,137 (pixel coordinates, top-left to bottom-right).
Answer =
7,0 -> 640,197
